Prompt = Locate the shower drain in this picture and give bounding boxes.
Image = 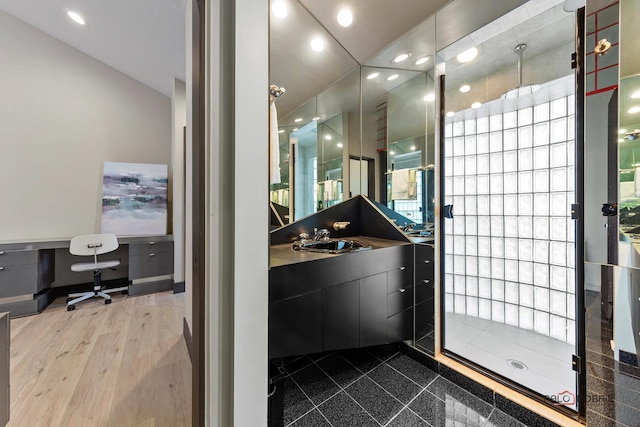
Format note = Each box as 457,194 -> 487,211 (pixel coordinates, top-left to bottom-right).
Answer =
507,359 -> 528,371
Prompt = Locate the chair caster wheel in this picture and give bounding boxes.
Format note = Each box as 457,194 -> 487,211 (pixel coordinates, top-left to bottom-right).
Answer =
66,297 -> 72,303
105,299 -> 112,305
67,304 -> 75,311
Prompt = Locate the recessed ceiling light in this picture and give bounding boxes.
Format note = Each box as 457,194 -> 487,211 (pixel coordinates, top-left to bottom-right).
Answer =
410,146 -> 416,151
457,47 -> 478,63
632,91 -> 640,99
426,93 -> 435,102
446,111 -> 455,117
629,106 -> 640,114
459,84 -> 471,93
294,118 -> 303,123
392,53 -> 411,63
337,142 -> 344,148
390,151 -> 396,155
312,116 -> 321,121
278,130 -> 285,134
471,102 -> 482,109
619,138 -> 625,143
271,0 -> 287,19
415,56 -> 430,65
367,72 -> 379,80
310,37 -> 325,52
325,134 -> 332,140
387,74 -> 399,81
336,8 -> 353,27
619,129 -> 627,134
293,128 -> 299,131
67,10 -> 87,26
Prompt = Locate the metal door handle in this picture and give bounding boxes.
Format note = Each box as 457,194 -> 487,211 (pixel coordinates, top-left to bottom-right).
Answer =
424,260 -> 430,264
423,279 -> 430,284
0,267 -> 4,271
399,266 -> 406,270
149,253 -> 155,257
149,241 -> 155,245
399,288 -> 406,293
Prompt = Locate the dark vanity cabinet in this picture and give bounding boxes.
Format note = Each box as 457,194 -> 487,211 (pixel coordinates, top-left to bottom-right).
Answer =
414,244 -> 435,339
269,242 -> 414,359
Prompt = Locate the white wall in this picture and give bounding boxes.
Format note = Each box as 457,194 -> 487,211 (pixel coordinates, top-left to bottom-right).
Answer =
172,79 -> 187,284
184,0 -> 194,335
0,10 -> 171,241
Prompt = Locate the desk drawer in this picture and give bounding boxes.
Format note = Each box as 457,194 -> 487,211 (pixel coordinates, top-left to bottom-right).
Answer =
0,250 -> 37,267
129,251 -> 173,279
387,285 -> 413,318
0,264 -> 39,297
129,241 -> 173,256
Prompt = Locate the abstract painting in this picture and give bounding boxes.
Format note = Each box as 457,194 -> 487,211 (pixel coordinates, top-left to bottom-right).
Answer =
101,162 -> 168,235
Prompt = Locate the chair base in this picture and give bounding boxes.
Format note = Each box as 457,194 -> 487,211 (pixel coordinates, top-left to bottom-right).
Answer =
67,271 -> 128,311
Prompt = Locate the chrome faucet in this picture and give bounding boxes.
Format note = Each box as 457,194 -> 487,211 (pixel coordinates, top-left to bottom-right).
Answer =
313,228 -> 330,241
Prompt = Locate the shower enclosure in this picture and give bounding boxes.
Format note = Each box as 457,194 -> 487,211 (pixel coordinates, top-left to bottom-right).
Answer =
439,1 -> 583,415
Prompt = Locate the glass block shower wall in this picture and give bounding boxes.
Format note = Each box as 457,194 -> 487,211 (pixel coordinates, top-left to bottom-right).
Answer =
443,95 -> 576,345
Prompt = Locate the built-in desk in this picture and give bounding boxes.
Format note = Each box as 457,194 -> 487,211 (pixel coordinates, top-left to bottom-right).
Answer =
0,235 -> 174,317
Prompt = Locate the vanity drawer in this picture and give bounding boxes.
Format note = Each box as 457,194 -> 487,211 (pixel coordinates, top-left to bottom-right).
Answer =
415,245 -> 434,278
129,251 -> 173,279
0,250 -> 38,267
387,264 -> 413,294
128,241 -> 173,256
415,278 -> 434,304
387,285 -> 413,318
0,264 -> 39,297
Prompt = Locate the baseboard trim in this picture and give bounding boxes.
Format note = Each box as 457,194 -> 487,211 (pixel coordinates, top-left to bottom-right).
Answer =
183,317 -> 193,361
173,281 -> 186,294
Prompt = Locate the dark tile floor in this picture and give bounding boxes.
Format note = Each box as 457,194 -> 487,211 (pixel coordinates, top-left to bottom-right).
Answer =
271,345 -> 532,427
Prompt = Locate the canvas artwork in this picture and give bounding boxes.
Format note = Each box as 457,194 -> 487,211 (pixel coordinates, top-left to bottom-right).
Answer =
101,162 -> 168,236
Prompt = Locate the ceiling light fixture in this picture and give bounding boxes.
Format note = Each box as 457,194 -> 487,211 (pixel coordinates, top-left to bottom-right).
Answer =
390,151 -> 396,155
392,53 -> 411,63
367,72 -> 379,80
271,0 -> 287,19
456,47 -> 478,63
387,74 -> 399,81
471,102 -> 482,109
294,118 -> 303,123
629,106 -> 640,114
337,143 -> 344,148
325,134 -> 332,140
67,10 -> 87,26
310,37 -> 325,53
426,93 -> 435,102
619,138 -> 625,143
446,111 -> 455,117
619,129 -> 627,134
502,44 -> 540,99
459,84 -> 471,93
293,128 -> 299,131
415,56 -> 430,65
410,146 -> 416,151
278,130 -> 285,134
632,91 -> 640,99
336,8 -> 353,27
312,116 -> 321,121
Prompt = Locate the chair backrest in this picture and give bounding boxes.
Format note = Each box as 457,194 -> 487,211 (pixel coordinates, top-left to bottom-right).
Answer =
70,234 -> 119,256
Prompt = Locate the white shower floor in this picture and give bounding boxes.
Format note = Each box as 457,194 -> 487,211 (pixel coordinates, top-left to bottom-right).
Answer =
445,313 -> 577,410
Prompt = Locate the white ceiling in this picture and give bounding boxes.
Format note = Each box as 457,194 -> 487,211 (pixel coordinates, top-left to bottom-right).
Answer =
0,0 -> 186,97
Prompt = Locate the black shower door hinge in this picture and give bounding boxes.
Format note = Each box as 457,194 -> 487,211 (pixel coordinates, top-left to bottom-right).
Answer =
571,52 -> 577,69
572,354 -> 581,373
571,203 -> 580,220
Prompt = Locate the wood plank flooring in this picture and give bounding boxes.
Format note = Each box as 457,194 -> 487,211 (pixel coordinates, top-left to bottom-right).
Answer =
7,291 -> 191,427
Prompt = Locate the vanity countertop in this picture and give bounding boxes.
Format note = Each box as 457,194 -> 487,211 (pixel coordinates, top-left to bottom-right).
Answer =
270,235 -> 412,268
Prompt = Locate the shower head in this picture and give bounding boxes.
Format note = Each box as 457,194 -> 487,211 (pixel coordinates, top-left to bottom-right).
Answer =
502,44 -> 540,99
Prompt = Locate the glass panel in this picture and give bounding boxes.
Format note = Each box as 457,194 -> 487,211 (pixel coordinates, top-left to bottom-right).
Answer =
441,0 -> 577,409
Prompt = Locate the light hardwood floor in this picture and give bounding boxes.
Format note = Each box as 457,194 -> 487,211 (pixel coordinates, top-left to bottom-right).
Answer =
8,291 -> 192,427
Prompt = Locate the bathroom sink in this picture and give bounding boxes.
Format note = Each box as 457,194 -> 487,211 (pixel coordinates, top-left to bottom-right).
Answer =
293,239 -> 371,254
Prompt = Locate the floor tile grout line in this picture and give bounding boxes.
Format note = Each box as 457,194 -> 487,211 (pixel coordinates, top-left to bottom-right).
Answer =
382,385 -> 434,427
340,388 -> 385,427
382,357 -> 437,389
481,407 -> 496,427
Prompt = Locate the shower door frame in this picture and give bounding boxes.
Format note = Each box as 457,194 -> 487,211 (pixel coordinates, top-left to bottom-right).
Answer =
437,8 -> 587,422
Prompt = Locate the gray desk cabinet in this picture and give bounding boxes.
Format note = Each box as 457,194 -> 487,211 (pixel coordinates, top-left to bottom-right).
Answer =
128,240 -> 174,295
0,312 -> 9,426
0,250 -> 54,317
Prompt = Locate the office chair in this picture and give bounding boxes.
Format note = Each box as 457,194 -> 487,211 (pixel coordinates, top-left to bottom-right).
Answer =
67,233 -> 128,311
